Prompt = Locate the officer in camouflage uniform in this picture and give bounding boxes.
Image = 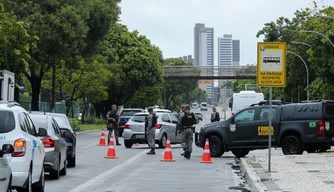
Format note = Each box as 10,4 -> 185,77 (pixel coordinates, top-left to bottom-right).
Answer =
146,107 -> 157,155
178,105 -> 196,159
106,104 -> 121,145
176,104 -> 186,156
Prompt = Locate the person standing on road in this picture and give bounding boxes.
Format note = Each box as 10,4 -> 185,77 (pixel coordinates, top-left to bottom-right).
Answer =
176,104 -> 186,156
106,104 -> 121,145
145,107 -> 158,155
210,107 -> 220,122
179,105 -> 196,159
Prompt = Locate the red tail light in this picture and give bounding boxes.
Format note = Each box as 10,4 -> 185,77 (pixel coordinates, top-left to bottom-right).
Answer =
120,116 -> 125,118
154,124 -> 162,129
124,124 -> 130,129
12,139 -> 26,157
318,121 -> 325,135
41,136 -> 55,148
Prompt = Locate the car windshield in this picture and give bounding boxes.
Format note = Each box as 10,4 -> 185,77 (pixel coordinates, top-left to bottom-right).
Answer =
130,115 -> 148,123
51,116 -> 70,129
0,110 -> 15,133
30,116 -> 48,131
121,110 -> 142,116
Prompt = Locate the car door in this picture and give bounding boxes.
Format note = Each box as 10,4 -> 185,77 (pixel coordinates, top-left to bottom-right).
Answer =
227,108 -> 258,146
254,107 -> 280,145
52,118 -> 67,165
0,157 -> 8,190
168,114 -> 179,142
161,114 -> 174,141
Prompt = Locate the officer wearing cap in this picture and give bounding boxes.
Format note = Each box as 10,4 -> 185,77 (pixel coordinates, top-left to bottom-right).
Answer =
178,104 -> 196,159
176,104 -> 186,156
145,107 -> 158,155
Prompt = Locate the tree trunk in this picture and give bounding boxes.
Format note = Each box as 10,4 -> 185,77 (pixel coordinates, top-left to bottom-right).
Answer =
65,100 -> 71,117
30,77 -> 42,111
14,86 -> 20,102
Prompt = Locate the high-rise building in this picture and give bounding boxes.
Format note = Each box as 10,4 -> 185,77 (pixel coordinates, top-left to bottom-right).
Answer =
218,34 -> 233,66
194,23 -> 214,99
232,40 -> 240,66
178,55 -> 194,64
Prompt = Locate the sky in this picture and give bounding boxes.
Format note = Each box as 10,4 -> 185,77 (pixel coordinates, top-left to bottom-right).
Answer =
119,0 -> 333,66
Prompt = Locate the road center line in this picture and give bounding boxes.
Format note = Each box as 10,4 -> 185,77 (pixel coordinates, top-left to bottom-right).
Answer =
68,150 -> 147,192
80,143 -> 95,149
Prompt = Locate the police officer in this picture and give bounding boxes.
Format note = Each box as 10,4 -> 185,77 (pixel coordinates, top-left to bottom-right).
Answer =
106,104 -> 121,145
178,105 -> 196,159
176,104 -> 186,156
210,107 -> 220,122
146,107 -> 157,155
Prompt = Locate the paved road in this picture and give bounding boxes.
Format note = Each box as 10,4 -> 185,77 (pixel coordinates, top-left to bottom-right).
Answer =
45,107 -> 251,192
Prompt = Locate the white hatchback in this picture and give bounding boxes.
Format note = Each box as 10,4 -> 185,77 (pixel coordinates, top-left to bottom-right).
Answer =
0,101 -> 47,192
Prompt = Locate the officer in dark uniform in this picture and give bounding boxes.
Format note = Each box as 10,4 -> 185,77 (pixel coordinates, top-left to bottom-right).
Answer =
179,105 -> 197,159
106,104 -> 121,145
210,107 -> 220,122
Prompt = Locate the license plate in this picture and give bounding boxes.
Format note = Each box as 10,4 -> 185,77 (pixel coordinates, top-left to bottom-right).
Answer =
136,135 -> 145,139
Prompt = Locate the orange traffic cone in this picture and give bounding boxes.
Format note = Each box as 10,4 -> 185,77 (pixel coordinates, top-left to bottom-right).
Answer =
97,128 -> 107,146
200,138 -> 212,163
105,135 -> 118,159
161,137 -> 175,162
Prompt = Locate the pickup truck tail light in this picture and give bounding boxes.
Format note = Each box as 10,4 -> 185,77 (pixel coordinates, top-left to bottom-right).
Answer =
12,139 -> 26,157
41,136 -> 55,148
154,124 -> 162,129
318,121 -> 325,135
124,124 -> 130,129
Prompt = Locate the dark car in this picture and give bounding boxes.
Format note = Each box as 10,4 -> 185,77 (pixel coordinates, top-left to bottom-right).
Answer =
195,100 -> 334,158
195,112 -> 203,121
118,108 -> 143,136
44,112 -> 79,168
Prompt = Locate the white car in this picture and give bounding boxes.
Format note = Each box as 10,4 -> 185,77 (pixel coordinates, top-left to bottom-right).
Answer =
0,144 -> 14,192
0,101 -> 47,192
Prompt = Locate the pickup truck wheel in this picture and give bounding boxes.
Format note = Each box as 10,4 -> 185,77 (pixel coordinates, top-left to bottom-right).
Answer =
232,149 -> 250,158
208,135 -> 224,157
124,140 -> 132,148
282,135 -> 303,155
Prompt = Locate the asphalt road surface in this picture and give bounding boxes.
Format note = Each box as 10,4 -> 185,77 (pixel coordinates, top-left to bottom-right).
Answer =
44,107 -> 255,192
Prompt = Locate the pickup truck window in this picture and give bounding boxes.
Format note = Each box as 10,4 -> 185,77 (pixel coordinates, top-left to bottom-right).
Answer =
235,109 -> 255,122
260,108 -> 277,120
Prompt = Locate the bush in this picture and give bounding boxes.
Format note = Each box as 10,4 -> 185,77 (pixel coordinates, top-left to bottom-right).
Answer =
84,116 -> 107,125
69,118 -> 81,127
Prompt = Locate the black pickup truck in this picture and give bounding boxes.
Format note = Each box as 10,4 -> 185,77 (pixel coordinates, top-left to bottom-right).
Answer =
195,100 -> 334,158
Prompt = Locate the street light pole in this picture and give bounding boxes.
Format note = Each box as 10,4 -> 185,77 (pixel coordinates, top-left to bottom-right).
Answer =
287,51 -> 309,102
300,30 -> 334,48
291,41 -> 312,48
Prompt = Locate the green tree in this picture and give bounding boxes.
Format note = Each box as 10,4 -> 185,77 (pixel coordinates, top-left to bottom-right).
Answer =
2,0 -> 121,111
94,23 -> 164,117
126,86 -> 162,108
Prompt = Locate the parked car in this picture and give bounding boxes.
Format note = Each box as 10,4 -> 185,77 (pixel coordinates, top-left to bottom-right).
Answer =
194,112 -> 203,121
43,112 -> 79,168
0,144 -> 14,192
0,101 -> 47,192
119,108 -> 144,137
195,100 -> 334,158
29,113 -> 69,179
123,112 -> 197,148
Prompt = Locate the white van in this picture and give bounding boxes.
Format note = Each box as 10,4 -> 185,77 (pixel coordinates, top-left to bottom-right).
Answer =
230,91 -> 264,116
200,102 -> 208,111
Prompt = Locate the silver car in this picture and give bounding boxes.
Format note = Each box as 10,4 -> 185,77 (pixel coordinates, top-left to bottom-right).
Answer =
29,113 -> 69,179
123,112 -> 182,148
0,144 -> 14,192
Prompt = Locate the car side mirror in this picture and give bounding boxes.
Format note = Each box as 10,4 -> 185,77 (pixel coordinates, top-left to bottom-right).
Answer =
230,117 -> 235,124
73,126 -> 80,131
0,144 -> 14,157
63,130 -> 72,138
38,128 -> 48,137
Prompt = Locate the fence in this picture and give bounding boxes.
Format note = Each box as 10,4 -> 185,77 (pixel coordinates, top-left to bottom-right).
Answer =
19,100 -> 80,118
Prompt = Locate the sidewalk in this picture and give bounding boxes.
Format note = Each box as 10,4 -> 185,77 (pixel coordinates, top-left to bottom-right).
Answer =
240,150 -> 334,192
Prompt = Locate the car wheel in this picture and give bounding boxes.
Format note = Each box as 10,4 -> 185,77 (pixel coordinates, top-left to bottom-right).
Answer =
208,135 -> 224,157
282,135 -> 303,155
17,167 -> 32,192
68,155 -> 76,168
124,140 -> 133,148
158,134 -> 167,148
32,167 -> 45,192
50,159 -> 60,179
7,175 -> 11,192
60,160 -> 67,176
231,149 -> 250,158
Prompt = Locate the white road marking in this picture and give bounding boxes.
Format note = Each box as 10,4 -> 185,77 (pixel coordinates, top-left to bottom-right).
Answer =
68,150 -> 147,192
80,143 -> 95,149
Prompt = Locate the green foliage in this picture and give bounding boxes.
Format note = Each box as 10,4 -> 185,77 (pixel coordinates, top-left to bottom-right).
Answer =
84,116 -> 107,125
19,92 -> 30,100
126,86 -> 162,108
68,118 -> 81,127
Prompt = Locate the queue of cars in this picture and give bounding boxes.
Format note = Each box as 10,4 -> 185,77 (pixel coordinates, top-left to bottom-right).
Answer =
0,101 -> 80,192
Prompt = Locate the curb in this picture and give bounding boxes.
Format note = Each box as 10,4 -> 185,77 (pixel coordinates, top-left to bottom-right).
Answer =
239,158 -> 266,192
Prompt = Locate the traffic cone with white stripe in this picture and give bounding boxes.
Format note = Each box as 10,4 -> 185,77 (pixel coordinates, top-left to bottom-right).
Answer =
161,137 -> 175,162
200,138 -> 212,163
104,135 -> 118,159
98,128 -> 107,146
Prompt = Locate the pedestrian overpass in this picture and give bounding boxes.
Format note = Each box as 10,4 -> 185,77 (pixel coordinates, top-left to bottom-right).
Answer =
162,66 -> 256,80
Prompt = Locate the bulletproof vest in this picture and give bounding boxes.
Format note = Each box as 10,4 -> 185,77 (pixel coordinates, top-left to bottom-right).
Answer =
181,112 -> 195,126
108,111 -> 118,123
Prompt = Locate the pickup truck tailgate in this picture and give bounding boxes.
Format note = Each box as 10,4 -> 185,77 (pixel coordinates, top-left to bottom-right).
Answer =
323,101 -> 334,136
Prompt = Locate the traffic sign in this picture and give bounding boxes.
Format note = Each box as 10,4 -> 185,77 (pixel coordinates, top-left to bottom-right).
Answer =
257,42 -> 287,87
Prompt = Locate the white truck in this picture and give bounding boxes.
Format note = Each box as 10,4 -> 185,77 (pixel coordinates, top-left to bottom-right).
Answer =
0,70 -> 15,102
230,91 -> 264,116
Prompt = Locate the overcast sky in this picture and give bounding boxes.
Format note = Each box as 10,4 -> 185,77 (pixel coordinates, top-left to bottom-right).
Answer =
119,0 -> 333,65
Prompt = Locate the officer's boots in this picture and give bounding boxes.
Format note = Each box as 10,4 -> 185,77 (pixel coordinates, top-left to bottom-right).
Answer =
116,140 -> 121,145
184,151 -> 191,159
147,148 -> 155,155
